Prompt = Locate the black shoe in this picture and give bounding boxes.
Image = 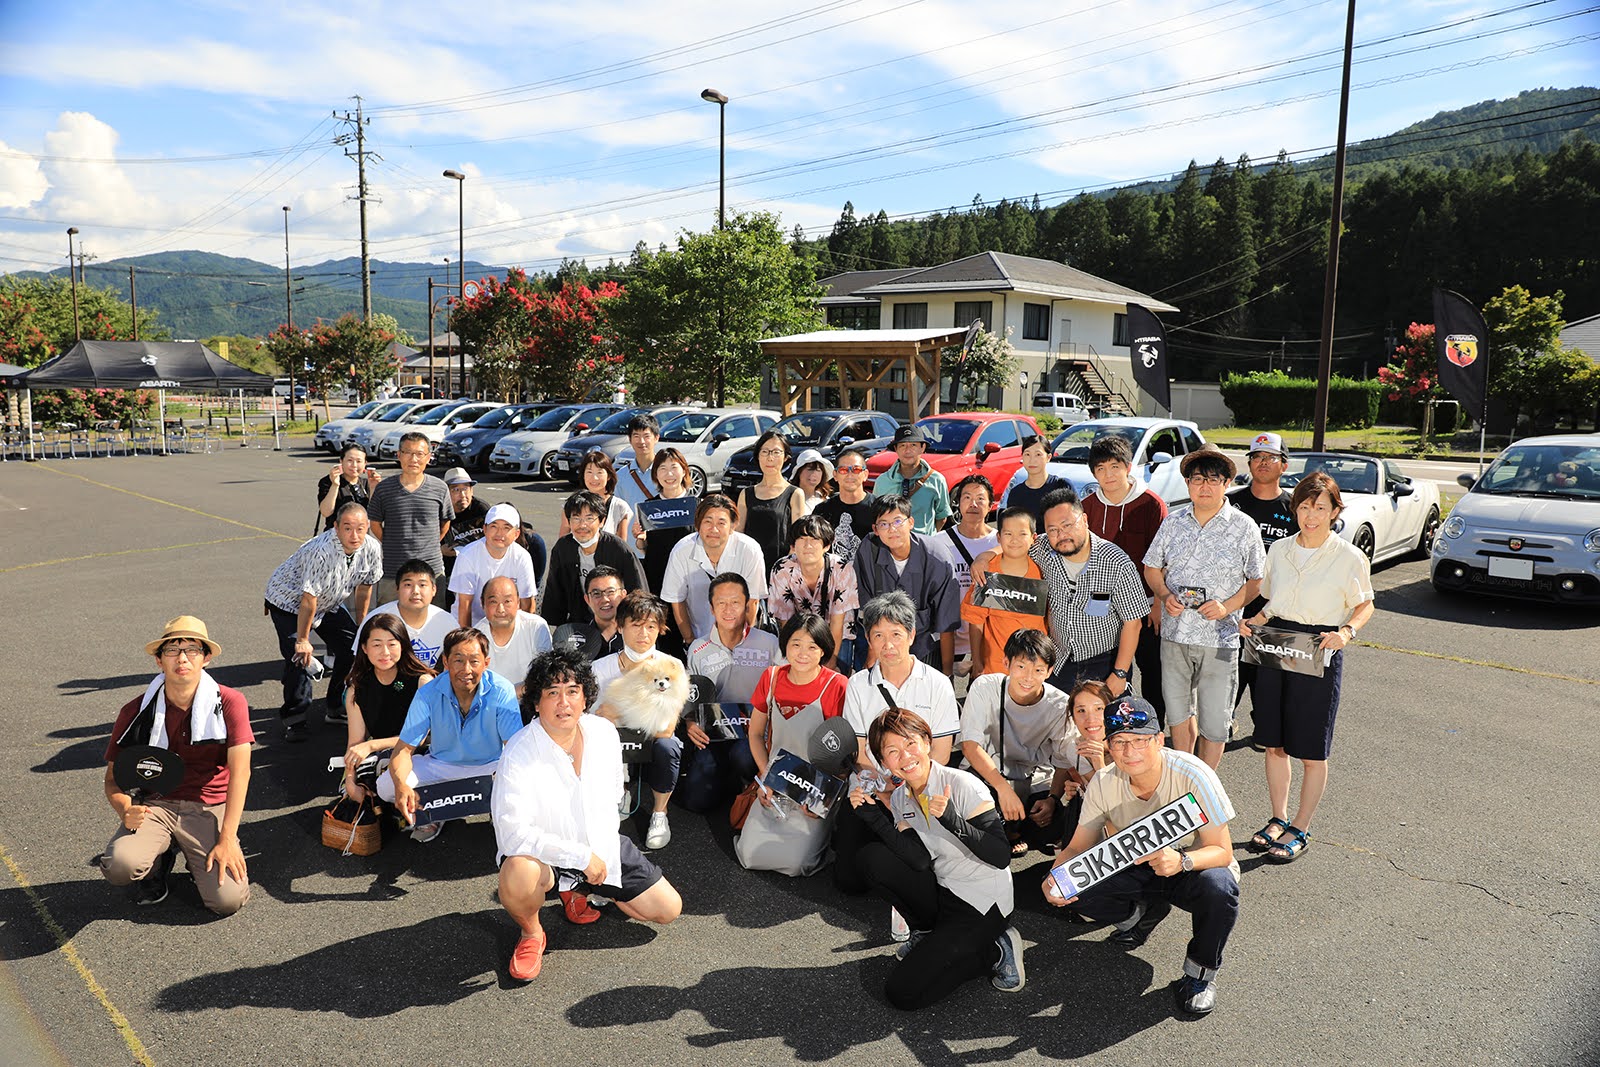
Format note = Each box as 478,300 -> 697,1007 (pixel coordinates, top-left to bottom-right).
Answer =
284,722 -> 309,743
133,849 -> 176,906
1110,900 -> 1171,948
324,706 -> 347,725
1175,973 -> 1217,1015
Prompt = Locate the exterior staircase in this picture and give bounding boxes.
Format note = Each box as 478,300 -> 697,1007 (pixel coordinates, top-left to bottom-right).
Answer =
1062,357 -> 1136,417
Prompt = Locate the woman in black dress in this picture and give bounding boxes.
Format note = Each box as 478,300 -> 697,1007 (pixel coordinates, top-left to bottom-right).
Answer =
340,612 -> 435,802
735,430 -> 805,573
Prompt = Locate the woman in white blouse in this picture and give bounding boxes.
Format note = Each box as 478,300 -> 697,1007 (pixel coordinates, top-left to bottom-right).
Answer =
492,648 -> 682,983
1238,471 -> 1374,864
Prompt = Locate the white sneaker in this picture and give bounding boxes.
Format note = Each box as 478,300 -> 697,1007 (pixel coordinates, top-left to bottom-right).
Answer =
890,907 -> 910,943
645,812 -> 671,849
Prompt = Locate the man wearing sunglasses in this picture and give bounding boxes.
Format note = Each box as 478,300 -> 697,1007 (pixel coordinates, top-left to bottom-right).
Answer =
1143,447 -> 1265,770
1041,695 -> 1239,1017
852,496 -> 962,673
814,448 -> 875,564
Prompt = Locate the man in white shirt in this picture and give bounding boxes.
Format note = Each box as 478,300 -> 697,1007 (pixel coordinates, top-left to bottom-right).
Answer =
493,648 -> 682,983
354,559 -> 456,673
474,576 -> 552,697
659,495 -> 768,644
449,503 -> 537,626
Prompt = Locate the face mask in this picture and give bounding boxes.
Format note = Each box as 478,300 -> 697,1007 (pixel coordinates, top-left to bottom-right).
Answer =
575,532 -> 601,550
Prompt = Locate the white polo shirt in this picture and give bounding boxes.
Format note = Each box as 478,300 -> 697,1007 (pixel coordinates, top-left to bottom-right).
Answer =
843,659 -> 960,774
447,540 -> 538,625
474,611 -> 552,692
659,532 -> 769,640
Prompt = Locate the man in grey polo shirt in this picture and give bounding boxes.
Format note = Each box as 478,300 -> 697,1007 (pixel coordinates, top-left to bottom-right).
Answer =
1144,447 -> 1265,770
368,431 -> 452,606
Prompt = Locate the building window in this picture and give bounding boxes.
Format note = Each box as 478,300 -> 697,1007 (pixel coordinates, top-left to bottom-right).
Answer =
954,301 -> 992,328
892,303 -> 927,329
1022,303 -> 1050,341
1113,312 -> 1129,347
827,305 -> 880,330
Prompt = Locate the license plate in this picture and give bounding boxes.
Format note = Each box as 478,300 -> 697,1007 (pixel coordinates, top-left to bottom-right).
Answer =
1487,557 -> 1534,581
554,456 -> 571,469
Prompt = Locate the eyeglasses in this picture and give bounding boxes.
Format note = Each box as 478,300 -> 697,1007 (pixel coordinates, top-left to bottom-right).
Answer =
838,464 -> 866,474
1044,517 -> 1085,537
160,645 -> 208,660
399,449 -> 429,458
586,586 -> 625,599
874,516 -> 909,533
1109,735 -> 1157,751
759,448 -> 786,457
1186,474 -> 1227,486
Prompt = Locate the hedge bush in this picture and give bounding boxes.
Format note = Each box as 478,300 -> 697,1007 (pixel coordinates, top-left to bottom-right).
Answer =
1378,395 -> 1462,434
1220,370 -> 1383,429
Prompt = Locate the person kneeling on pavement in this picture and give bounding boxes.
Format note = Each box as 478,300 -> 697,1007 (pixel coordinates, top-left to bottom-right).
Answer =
100,616 -> 252,915
848,707 -> 1025,1010
380,628 -> 523,844
1041,694 -> 1239,1016
493,648 -> 683,982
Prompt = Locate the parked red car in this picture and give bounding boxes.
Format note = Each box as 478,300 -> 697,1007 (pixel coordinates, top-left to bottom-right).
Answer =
864,412 -> 1043,501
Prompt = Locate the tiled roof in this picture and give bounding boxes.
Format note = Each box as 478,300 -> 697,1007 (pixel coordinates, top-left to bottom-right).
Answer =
849,251 -> 1178,313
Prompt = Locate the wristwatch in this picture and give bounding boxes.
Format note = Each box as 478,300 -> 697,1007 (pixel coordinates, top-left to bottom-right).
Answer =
1110,667 -> 1131,681
1178,848 -> 1194,873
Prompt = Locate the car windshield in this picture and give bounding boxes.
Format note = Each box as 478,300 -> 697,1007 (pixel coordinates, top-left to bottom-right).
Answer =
661,412 -> 719,442
529,405 -> 584,431
346,400 -> 381,420
1050,424 -> 1142,463
369,402 -> 416,422
919,419 -> 977,454
1476,443 -> 1600,500
591,409 -> 642,434
775,413 -> 834,444
1284,455 -> 1380,496
470,407 -> 516,429
412,404 -> 461,425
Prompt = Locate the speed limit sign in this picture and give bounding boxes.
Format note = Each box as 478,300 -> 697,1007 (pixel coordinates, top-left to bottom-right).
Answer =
463,281 -> 481,299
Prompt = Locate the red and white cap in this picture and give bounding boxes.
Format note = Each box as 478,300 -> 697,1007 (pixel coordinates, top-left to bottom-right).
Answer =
1248,432 -> 1287,458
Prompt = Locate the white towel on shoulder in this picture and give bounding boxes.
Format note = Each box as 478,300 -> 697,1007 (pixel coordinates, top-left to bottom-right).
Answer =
137,670 -> 228,748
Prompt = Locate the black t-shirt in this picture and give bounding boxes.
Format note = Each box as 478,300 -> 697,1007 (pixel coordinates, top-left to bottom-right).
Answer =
448,499 -> 490,550
353,671 -> 421,740
814,495 -> 876,563
1226,487 -> 1297,549
1004,476 -> 1071,527
317,475 -> 372,532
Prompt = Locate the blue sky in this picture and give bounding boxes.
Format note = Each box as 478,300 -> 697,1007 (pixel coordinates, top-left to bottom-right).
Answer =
0,0 -> 1595,287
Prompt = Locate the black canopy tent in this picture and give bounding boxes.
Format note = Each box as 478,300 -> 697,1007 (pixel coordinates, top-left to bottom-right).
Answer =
17,341 -> 275,457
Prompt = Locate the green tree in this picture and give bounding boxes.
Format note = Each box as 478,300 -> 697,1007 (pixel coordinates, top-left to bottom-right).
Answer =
303,315 -> 398,418
454,269 -> 624,401
611,211 -> 823,405
1483,284 -> 1566,413
951,325 -> 1021,407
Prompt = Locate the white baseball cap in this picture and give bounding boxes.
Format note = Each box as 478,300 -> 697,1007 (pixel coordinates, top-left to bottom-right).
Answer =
1247,432 -> 1288,458
484,503 -> 522,528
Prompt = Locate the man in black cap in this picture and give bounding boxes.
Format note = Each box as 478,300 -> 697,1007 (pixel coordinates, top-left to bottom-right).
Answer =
1225,432 -> 1297,734
100,616 -> 254,914
1041,695 -> 1239,1016
440,466 -> 489,581
873,424 -> 952,535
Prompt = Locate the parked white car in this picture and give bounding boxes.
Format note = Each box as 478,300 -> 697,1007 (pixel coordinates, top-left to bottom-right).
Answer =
314,399 -> 385,452
1033,391 -> 1093,426
321,399 -> 428,453
488,403 -> 625,478
374,401 -> 498,460
1279,452 -> 1441,564
616,408 -> 781,494
549,405 -> 694,484
349,399 -> 451,455
1432,434 -> 1600,603
1039,417 -> 1207,506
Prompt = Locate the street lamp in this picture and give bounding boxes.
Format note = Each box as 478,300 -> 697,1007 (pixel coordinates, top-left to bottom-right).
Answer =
699,89 -> 729,405
66,227 -> 80,341
282,206 -> 296,420
443,169 -> 466,398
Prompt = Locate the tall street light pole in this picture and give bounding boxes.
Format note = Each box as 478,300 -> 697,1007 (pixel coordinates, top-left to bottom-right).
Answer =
283,205 -> 297,420
700,89 -> 729,405
66,227 -> 81,341
443,170 -> 466,399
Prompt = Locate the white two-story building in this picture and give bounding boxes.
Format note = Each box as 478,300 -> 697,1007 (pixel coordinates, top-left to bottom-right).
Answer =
816,251 -> 1179,416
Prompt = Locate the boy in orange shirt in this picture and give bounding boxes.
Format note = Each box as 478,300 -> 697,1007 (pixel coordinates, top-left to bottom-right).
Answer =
962,507 -> 1048,676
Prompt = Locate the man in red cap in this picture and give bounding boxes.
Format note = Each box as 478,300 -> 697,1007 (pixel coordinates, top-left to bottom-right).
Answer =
100,616 -> 253,915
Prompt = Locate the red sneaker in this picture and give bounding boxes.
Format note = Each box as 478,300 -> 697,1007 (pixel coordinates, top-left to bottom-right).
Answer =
508,931 -> 545,982
561,890 -> 602,925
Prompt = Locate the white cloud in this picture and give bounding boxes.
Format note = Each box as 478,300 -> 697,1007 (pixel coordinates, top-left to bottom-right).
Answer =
0,141 -> 48,209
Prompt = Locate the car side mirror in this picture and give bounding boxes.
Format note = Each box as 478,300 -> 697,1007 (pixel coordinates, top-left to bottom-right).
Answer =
1391,482 -> 1415,497
1233,473 -> 1249,486
1457,473 -> 1476,490
982,441 -> 1001,455
711,433 -> 731,448
1149,452 -> 1173,467
573,423 -> 588,432
836,436 -> 854,447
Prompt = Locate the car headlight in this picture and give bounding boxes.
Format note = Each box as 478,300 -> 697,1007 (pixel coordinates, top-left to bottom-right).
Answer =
457,436 -> 473,448
1443,515 -> 1465,539
1585,528 -> 1600,552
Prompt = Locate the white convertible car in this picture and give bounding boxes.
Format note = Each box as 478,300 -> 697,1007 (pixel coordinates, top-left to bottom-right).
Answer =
1269,452 -> 1442,564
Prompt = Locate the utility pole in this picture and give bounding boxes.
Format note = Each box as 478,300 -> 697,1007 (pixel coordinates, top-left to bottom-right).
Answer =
129,266 -> 138,341
333,96 -> 380,322
283,205 -> 297,420
66,228 -> 80,341
1311,0 -> 1357,451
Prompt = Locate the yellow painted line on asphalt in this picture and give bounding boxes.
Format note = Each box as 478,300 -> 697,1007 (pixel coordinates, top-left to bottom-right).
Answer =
33,465 -> 301,542
1359,639 -> 1600,686
0,841 -> 156,1067
0,535 -> 275,574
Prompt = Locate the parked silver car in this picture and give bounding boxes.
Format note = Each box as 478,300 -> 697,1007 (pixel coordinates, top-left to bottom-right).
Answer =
1431,434 -> 1600,604
617,408 -> 781,494
314,399 -> 384,452
349,399 -> 451,456
549,405 -> 694,484
374,401 -> 497,460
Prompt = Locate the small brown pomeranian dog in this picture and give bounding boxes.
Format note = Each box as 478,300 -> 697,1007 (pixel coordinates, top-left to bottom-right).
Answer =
597,654 -> 690,737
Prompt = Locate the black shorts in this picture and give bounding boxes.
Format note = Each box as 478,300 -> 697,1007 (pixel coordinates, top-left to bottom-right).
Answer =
564,835 -> 664,903
1250,619 -> 1344,761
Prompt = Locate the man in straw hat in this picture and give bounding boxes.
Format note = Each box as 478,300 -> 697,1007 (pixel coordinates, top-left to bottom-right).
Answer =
100,616 -> 253,914
1142,446 -> 1265,769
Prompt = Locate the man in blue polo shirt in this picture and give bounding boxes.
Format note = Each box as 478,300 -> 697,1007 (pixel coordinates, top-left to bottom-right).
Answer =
380,627 -> 525,843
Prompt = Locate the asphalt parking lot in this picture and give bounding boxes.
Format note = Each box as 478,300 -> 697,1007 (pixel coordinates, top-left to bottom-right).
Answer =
0,443 -> 1596,1067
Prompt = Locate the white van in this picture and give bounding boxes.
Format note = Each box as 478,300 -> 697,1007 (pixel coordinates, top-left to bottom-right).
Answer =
1032,391 -> 1091,425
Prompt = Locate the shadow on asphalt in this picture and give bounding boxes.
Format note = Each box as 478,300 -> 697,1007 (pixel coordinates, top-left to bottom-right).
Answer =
1373,573 -> 1599,630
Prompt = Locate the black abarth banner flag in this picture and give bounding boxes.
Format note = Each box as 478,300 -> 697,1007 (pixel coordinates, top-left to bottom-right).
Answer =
1125,304 -> 1170,412
1432,288 -> 1490,424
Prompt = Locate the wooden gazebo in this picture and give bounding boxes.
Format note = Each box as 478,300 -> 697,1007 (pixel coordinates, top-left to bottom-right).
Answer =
758,328 -> 967,417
